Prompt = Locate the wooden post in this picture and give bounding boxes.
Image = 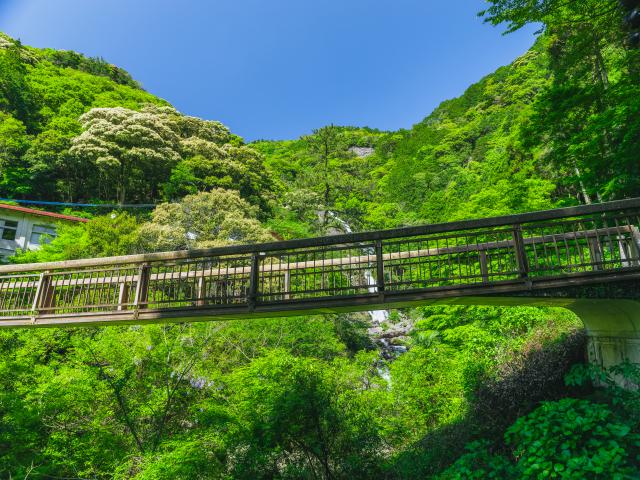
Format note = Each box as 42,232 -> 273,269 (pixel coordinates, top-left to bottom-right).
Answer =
247,253 -> 262,310
512,225 -> 529,279
31,271 -> 56,318
629,226 -> 640,266
478,250 -> 489,283
283,270 -> 291,300
134,264 -> 151,309
588,238 -> 603,271
617,235 -> 631,268
117,283 -> 129,311
39,275 -> 56,312
618,229 -> 640,268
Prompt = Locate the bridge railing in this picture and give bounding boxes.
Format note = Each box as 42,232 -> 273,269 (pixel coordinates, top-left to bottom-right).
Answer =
0,198 -> 639,325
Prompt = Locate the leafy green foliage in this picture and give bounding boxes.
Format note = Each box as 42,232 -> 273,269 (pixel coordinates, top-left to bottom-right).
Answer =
0,34 -> 273,211
0,42 -> 40,131
0,318 -> 383,478
254,126 -> 388,235
438,441 -> 517,479
566,361 -> 640,430
42,48 -> 141,88
226,350 -> 383,479
442,397 -> 640,479
507,398 -> 640,479
481,0 -> 640,202
2,1 -> 640,475
163,147 -> 273,214
11,212 -> 141,262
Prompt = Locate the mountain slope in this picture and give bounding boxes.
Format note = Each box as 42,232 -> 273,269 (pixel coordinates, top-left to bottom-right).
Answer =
255,39 -> 558,236
369,40 -> 554,226
0,33 -> 167,201
0,33 -> 274,212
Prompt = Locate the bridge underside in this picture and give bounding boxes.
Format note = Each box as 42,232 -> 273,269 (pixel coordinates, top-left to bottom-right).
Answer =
2,270 -> 636,327
1,199 -> 640,375
9,272 -> 639,376
5,272 -> 636,344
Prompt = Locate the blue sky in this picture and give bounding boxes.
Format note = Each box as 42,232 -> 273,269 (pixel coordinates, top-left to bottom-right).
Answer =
0,0 -> 537,140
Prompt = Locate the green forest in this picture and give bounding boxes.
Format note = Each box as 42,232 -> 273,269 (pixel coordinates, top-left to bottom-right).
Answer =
1,0 -> 640,478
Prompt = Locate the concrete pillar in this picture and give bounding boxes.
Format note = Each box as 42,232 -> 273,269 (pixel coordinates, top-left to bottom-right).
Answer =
567,300 -> 640,373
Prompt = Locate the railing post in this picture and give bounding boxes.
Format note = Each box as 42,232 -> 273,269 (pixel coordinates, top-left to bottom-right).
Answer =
133,264 -> 151,310
283,270 -> 291,300
117,283 -> 129,311
31,271 -> 55,321
512,225 -> 529,279
617,236 -> 632,268
247,252 -> 263,310
478,250 -> 489,283
628,226 -> 640,266
39,273 -> 56,312
30,273 -> 45,323
375,240 -> 385,295
588,238 -> 603,271
195,276 -> 206,307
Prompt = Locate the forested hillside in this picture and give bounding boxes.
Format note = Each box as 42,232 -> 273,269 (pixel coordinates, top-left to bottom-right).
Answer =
253,41 -> 556,233
0,32 -> 272,212
1,0 -> 640,477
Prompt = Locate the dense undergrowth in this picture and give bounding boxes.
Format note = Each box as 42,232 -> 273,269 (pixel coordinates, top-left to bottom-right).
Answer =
1,0 -> 640,477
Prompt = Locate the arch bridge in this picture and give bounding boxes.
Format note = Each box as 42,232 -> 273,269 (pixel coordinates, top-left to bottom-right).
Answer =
1,199 -> 640,370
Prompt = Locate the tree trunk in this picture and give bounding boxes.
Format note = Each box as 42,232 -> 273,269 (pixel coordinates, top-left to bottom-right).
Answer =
574,164 -> 592,205
322,141 -> 330,229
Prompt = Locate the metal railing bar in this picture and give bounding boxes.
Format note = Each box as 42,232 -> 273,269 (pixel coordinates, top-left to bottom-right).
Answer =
1,198 -> 639,274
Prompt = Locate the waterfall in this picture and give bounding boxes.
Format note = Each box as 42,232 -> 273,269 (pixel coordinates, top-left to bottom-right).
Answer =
326,211 -> 389,324
364,269 -> 389,324
326,212 -> 410,387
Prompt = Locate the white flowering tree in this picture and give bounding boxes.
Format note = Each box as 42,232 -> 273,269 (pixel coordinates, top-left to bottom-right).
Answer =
70,106 -> 181,204
171,111 -> 234,145
69,104 -> 273,210
137,189 -> 273,251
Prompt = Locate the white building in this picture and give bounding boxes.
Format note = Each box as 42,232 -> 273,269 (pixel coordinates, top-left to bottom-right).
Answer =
0,204 -> 87,258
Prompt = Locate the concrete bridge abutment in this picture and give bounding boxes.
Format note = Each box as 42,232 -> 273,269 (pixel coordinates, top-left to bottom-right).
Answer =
567,300 -> 640,375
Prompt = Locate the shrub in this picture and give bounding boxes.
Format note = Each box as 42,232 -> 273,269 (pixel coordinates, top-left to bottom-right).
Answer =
506,398 -> 640,479
438,441 -> 516,479
442,396 -> 640,479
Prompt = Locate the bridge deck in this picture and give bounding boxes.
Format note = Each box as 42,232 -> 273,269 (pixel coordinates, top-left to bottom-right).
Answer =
0,198 -> 639,327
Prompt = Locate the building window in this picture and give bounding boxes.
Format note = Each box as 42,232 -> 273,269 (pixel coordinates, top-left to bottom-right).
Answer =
0,219 -> 18,241
30,225 -> 56,246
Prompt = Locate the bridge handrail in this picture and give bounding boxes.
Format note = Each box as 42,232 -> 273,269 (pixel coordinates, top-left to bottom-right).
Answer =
0,197 -> 639,274
0,225 -> 632,290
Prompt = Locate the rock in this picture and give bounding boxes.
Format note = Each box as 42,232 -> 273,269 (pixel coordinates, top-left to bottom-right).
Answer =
348,146 -> 375,158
